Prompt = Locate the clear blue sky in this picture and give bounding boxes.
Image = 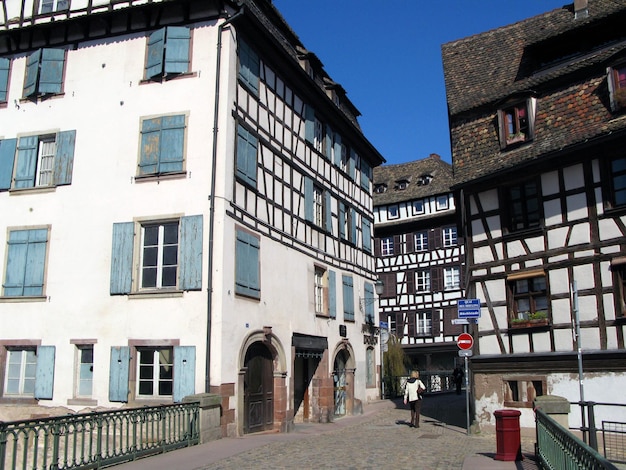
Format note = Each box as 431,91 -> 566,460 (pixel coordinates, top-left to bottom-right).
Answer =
272,0 -> 569,165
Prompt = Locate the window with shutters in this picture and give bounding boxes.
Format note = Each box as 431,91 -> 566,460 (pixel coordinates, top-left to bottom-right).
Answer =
109,216 -> 203,295
0,344 -> 55,401
314,266 -> 329,316
0,131 -> 76,191
498,98 -> 536,148
338,202 -> 356,242
236,124 -> 257,188
416,311 -> 432,336
443,266 -> 460,290
40,0 -> 69,13
612,261 -> 626,318
137,347 -> 173,398
342,275 -> 355,322
415,270 -> 430,292
238,39 -> 259,95
140,221 -> 179,290
608,64 -> 626,112
443,226 -> 457,247
23,48 -> 66,98
4,349 -> 37,397
381,237 -> 394,256
2,227 -> 49,298
414,231 -> 428,252
145,27 -> 191,81
0,58 -> 10,103
235,228 -> 260,299
508,274 -> 549,327
137,114 -> 186,177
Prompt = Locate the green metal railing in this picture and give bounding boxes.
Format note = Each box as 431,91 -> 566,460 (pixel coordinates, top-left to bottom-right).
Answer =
536,407 -> 618,470
0,402 -> 199,470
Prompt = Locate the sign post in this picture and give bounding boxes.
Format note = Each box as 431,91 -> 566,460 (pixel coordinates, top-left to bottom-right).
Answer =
457,332 -> 474,435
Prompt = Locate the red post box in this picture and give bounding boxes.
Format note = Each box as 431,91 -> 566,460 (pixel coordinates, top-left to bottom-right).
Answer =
494,409 -> 523,461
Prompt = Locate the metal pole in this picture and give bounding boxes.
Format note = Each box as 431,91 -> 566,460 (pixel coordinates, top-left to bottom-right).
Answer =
572,281 -> 588,443
465,354 -> 470,435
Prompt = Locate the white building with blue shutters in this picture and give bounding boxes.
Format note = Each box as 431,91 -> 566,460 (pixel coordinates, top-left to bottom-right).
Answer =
0,0 -> 384,435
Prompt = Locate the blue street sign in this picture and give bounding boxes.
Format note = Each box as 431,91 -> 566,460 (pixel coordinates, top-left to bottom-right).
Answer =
458,298 -> 481,318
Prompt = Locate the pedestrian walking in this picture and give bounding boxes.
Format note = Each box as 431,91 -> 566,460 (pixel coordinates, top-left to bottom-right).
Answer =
453,366 -> 464,395
403,370 -> 426,428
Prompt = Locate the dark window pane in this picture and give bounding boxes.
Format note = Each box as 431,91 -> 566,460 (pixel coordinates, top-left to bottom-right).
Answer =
163,223 -> 179,244
162,267 -> 177,287
142,268 -> 157,288
144,226 -> 159,246
143,247 -> 158,267
162,245 -> 178,265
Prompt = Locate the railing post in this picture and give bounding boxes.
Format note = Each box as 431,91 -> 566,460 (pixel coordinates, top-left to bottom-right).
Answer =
50,421 -> 60,470
579,401 -> 588,444
0,424 -> 7,470
587,401 -> 598,451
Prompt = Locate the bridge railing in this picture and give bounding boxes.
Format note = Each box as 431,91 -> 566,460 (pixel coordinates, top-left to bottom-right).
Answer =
0,401 -> 199,470
535,406 -> 618,470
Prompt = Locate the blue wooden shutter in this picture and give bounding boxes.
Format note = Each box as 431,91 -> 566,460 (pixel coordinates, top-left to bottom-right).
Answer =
23,49 -> 41,97
328,270 -> 336,319
5,229 -> 47,297
0,58 -> 9,102
34,345 -> 55,400
39,49 -> 65,94
238,39 -> 259,95
54,130 -> 76,186
304,176 -> 314,222
342,275 -> 354,321
324,191 -> 332,232
333,133 -> 342,167
179,215 -> 203,291
364,282 -> 374,323
361,160 -> 371,190
339,202 -> 346,239
0,138 -> 17,191
164,27 -> 190,75
139,117 -> 161,175
145,28 -> 166,79
304,105 -> 315,144
14,136 -> 38,188
362,218 -> 372,253
173,346 -> 195,402
236,125 -> 257,187
235,229 -> 260,298
350,208 -> 357,243
324,125 -> 333,160
159,115 -> 185,173
110,222 -> 134,295
109,347 -> 130,402
348,149 -> 356,180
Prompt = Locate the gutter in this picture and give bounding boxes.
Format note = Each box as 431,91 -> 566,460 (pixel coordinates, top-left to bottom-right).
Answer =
206,3 -> 245,394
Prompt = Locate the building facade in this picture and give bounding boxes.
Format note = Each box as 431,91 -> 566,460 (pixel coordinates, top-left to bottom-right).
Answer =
373,154 -> 465,388
443,0 -> 626,430
0,0 -> 384,436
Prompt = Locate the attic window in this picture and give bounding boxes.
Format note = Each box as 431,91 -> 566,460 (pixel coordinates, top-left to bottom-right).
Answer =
395,180 -> 409,190
608,64 -> 626,112
417,174 -> 432,186
374,184 -> 387,194
498,98 -> 536,149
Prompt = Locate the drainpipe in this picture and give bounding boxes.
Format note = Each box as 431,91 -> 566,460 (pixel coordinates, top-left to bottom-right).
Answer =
206,3 -> 245,394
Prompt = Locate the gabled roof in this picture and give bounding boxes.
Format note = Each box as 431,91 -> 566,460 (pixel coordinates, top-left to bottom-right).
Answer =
373,154 -> 453,206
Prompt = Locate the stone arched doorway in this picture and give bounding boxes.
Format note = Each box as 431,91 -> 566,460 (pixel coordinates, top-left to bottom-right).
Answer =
243,341 -> 274,434
332,344 -> 355,418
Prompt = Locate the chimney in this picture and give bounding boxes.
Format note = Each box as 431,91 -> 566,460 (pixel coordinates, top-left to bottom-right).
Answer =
574,0 -> 588,19
429,153 -> 441,160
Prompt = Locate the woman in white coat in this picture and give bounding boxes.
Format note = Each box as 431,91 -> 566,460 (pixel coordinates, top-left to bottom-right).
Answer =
403,370 -> 426,428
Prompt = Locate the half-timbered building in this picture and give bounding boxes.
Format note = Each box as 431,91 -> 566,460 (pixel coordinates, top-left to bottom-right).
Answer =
373,154 -> 465,385
442,0 -> 626,430
0,0 -> 384,435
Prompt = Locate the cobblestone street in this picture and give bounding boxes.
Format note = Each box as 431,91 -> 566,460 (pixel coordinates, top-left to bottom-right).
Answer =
119,393 -> 539,470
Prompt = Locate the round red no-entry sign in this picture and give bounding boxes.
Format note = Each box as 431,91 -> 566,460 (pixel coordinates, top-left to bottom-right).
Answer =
457,333 -> 474,350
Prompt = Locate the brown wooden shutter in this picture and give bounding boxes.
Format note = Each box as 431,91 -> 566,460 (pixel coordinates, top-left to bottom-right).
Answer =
374,238 -> 381,257
381,272 -> 396,298
406,270 -> 415,295
431,267 -> 442,292
406,232 -> 414,252
407,313 -> 416,338
393,235 -> 402,255
431,310 -> 440,336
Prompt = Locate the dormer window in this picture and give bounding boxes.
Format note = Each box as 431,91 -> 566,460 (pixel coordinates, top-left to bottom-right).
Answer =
498,98 -> 536,149
608,64 -> 626,112
374,184 -> 387,194
395,179 -> 409,190
417,174 -> 432,186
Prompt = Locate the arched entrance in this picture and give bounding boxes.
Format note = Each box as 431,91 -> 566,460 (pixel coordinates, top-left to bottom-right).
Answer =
243,342 -> 274,433
333,349 -> 349,416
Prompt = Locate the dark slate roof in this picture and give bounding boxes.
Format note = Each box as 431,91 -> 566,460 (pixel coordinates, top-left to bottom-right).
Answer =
442,0 -> 626,185
373,154 -> 453,206
442,0 -> 626,116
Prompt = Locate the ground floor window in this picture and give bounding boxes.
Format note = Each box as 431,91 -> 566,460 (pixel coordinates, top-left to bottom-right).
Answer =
75,345 -> 94,398
137,347 -> 173,397
504,376 -> 545,408
4,349 -> 37,397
